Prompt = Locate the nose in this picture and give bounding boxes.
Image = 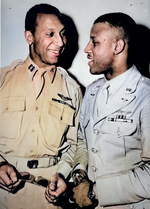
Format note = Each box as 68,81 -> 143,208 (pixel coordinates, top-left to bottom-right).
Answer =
54,34 -> 64,47
84,42 -> 91,53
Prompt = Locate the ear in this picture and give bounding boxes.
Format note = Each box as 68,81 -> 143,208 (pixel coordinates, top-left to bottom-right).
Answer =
114,39 -> 126,55
24,31 -> 34,45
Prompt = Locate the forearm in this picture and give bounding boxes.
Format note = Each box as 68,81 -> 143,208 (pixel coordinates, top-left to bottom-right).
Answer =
56,142 -> 77,178
56,128 -> 88,178
72,128 -> 88,172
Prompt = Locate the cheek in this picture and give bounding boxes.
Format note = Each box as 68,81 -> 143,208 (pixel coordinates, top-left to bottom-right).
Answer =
39,39 -> 46,46
36,36 -> 48,47
93,49 -> 103,60
36,40 -> 48,54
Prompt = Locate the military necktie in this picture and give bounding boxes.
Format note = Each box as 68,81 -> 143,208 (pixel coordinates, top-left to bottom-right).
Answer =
96,81 -> 110,116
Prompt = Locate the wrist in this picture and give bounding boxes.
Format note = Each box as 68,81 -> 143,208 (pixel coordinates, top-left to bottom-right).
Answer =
87,182 -> 96,201
72,169 -> 88,186
56,172 -> 66,182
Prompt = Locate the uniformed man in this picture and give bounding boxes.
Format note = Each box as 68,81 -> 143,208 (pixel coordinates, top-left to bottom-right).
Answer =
0,4 -> 87,209
73,12 -> 150,209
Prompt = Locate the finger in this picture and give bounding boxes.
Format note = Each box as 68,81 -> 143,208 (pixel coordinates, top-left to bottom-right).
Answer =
45,191 -> 56,203
46,185 -> 53,196
54,185 -> 66,197
45,187 -> 56,200
49,185 -> 66,198
49,175 -> 57,190
8,166 -> 17,183
0,177 -> 7,185
0,172 -> 13,185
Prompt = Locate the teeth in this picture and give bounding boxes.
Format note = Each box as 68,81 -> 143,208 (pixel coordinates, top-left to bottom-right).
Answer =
54,51 -> 59,53
49,49 -> 59,53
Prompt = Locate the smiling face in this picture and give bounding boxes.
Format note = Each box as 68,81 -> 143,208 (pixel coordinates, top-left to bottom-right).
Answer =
84,22 -> 117,75
25,14 -> 66,68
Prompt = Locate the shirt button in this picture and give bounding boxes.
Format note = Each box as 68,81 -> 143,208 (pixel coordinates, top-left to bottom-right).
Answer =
35,107 -> 38,110
129,205 -> 134,209
91,148 -> 97,153
91,166 -> 96,172
93,129 -> 99,135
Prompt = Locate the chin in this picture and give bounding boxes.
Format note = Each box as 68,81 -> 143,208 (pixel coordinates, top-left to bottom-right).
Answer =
90,67 -> 97,75
46,59 -> 58,65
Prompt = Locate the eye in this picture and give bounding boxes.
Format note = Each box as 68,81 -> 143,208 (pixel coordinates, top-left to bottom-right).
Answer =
61,30 -> 66,38
60,30 -> 67,44
92,40 -> 98,47
47,32 -> 54,37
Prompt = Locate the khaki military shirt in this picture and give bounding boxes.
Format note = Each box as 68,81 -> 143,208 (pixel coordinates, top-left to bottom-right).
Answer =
0,56 -> 87,178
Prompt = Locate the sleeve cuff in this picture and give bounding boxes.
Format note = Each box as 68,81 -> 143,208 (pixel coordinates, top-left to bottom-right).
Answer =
56,161 -> 72,179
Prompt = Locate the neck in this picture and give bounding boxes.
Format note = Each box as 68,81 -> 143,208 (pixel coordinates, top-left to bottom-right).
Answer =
29,56 -> 56,71
105,52 -> 129,80
105,64 -> 128,80
29,47 -> 57,70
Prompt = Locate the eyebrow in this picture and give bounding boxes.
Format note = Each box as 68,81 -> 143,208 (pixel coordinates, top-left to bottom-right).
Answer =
45,27 -> 65,33
60,27 -> 65,32
90,36 -> 95,40
45,28 -> 54,31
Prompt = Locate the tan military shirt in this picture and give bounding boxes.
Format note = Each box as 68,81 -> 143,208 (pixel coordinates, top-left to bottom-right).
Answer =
0,56 -> 87,177
0,56 -> 88,209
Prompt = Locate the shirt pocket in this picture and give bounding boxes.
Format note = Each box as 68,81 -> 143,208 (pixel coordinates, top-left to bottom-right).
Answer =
101,121 -> 137,137
99,121 -> 138,165
44,100 -> 75,148
0,97 -> 25,141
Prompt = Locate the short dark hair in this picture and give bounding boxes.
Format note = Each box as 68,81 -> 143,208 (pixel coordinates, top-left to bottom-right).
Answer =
94,12 -> 137,65
94,12 -> 136,44
25,3 -> 62,34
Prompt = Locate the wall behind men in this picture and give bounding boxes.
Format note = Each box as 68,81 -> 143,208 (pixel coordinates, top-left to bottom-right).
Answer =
1,0 -> 150,87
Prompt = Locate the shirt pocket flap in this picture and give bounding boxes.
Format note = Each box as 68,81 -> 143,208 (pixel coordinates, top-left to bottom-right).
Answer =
1,97 -> 26,112
101,121 -> 137,137
49,100 -> 75,125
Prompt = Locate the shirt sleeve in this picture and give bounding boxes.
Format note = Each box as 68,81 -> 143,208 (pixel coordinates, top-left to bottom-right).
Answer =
56,86 -> 88,178
72,89 -> 89,172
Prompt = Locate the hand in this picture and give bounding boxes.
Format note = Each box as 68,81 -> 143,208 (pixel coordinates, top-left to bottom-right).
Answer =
0,162 -> 18,192
72,170 -> 98,208
45,172 -> 67,204
73,179 -> 93,208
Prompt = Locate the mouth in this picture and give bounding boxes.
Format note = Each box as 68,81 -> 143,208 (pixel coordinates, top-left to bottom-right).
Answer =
49,49 -> 60,57
87,54 -> 94,66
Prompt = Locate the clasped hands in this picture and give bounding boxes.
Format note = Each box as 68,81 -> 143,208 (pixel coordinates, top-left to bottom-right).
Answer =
45,170 -> 98,208
0,161 -> 67,202
0,162 -> 98,208
45,172 -> 67,204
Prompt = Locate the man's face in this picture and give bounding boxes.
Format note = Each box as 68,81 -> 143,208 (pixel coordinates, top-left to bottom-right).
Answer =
84,22 -> 116,75
30,14 -> 66,67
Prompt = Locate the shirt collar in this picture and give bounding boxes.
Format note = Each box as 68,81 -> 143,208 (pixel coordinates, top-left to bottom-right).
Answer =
27,56 -> 56,81
104,65 -> 133,95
